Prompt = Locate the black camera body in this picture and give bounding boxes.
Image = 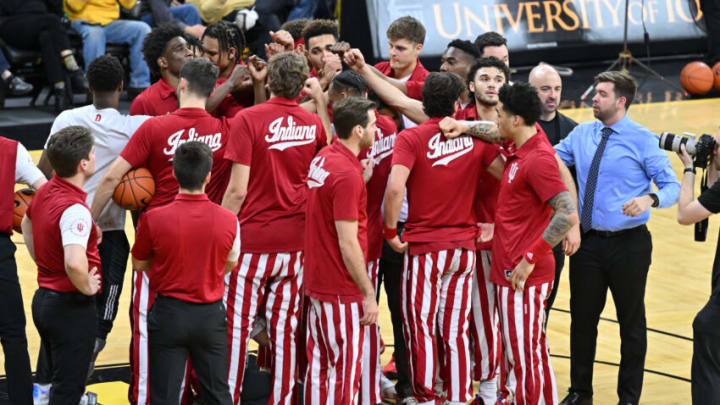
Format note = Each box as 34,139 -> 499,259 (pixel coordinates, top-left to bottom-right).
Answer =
659,132 -> 716,169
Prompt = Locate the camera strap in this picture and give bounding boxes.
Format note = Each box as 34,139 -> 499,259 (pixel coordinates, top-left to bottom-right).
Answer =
695,168 -> 710,242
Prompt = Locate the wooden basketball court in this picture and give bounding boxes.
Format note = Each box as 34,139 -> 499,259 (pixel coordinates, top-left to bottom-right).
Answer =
4,98 -> 718,404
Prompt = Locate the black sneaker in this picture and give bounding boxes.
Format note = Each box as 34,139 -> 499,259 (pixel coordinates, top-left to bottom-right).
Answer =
69,70 -> 89,94
5,74 -> 33,96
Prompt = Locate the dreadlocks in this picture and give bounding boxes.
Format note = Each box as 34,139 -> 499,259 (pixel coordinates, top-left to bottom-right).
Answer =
202,21 -> 246,64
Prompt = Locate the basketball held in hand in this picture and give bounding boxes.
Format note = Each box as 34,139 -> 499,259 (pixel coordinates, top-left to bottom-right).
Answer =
13,188 -> 35,233
113,168 -> 155,210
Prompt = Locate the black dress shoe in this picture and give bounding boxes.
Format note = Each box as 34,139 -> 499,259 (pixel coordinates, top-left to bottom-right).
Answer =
617,402 -> 636,405
4,74 -> 33,96
559,392 -> 593,405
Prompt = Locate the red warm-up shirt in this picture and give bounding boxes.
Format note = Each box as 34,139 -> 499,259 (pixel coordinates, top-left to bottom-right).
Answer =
132,193 -> 238,303
225,97 -> 327,253
130,78 -> 178,116
359,112 -> 397,261
391,117 -> 499,255
305,141 -> 368,303
27,177 -> 101,293
491,131 -> 568,288
374,59 -> 429,101
120,108 -> 232,208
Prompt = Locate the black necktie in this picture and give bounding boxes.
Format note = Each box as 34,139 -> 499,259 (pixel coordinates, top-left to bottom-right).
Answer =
580,127 -> 613,233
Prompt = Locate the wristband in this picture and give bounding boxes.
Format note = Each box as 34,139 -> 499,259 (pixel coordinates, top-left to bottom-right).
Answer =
684,167 -> 696,175
382,225 -> 398,240
524,237 -> 552,264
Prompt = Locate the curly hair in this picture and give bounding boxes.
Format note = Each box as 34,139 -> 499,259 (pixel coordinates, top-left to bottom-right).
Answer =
87,55 -> 124,92
142,23 -> 185,77
280,18 -> 311,43
422,72 -> 466,118
386,16 -> 426,44
446,39 -> 480,60
267,52 -> 309,99
467,57 -> 510,86
474,31 -> 507,54
302,19 -> 338,47
498,82 -> 542,125
202,21 -> 246,64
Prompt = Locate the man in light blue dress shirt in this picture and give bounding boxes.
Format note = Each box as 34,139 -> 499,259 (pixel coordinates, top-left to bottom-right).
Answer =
554,71 -> 680,405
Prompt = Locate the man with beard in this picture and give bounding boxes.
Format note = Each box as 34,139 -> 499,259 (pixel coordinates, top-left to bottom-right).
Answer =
454,57 -> 509,405
529,63 -> 578,324
554,71 -> 679,405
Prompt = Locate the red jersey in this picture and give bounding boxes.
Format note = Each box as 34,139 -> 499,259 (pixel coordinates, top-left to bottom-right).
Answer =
454,104 -> 501,251
130,78 -> 178,116
0,137 -> 17,235
491,131 -> 567,288
212,77 -> 252,119
225,97 -> 327,253
391,117 -> 499,255
374,59 -> 429,101
120,108 -> 232,209
132,194 -> 238,303
26,177 -> 101,293
305,141 -> 367,303
359,112 -> 397,261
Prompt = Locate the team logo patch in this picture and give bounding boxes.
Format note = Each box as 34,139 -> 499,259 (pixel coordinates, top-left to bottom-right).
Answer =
508,162 -> 519,183
265,116 -> 317,151
426,133 -> 474,167
70,218 -> 91,237
307,156 -> 330,189
95,114 -> 102,122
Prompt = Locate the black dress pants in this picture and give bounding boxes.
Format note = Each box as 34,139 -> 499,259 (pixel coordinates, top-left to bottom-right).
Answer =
0,14 -> 71,83
545,243 -> 566,324
377,222 -> 412,398
0,234 -> 33,405
96,230 -> 130,340
32,288 -> 96,404
568,226 -> 652,403
692,296 -> 720,405
148,295 -> 232,405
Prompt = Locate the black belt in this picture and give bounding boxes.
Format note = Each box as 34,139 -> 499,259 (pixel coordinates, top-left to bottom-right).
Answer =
584,225 -> 646,238
38,287 -> 94,303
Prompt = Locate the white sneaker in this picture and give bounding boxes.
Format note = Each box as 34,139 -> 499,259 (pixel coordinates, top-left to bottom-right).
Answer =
33,383 -> 51,405
401,397 -> 419,405
78,392 -> 97,405
479,376 -> 498,405
380,374 -> 397,400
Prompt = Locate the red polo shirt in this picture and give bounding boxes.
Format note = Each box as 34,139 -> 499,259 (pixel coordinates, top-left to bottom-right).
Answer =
454,104 -> 501,251
120,108 -> 232,209
491,130 -> 567,288
212,77 -> 252,119
305,141 -> 368,303
359,111 -> 397,261
27,177 -> 101,293
391,117 -> 499,256
225,97 -> 327,253
374,59 -> 428,101
130,78 -> 178,116
132,193 -> 238,303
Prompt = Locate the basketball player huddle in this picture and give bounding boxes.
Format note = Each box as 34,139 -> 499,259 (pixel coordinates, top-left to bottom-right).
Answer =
21,16 -> 582,405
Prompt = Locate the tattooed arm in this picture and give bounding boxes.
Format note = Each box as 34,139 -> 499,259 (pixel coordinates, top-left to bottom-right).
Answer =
438,117 -> 501,144
544,191 -> 579,246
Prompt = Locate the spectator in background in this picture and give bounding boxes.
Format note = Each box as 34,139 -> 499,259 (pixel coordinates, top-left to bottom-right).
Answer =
0,0 -> 87,110
139,0 -> 206,38
65,0 -> 152,98
186,0 -> 255,25
0,50 -> 33,103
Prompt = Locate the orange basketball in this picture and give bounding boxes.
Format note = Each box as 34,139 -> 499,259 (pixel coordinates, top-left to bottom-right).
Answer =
680,61 -> 714,95
13,188 -> 35,233
713,62 -> 720,91
113,168 -> 155,210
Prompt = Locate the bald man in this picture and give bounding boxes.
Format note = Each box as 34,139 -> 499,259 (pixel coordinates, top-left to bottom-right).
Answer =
529,63 -> 578,322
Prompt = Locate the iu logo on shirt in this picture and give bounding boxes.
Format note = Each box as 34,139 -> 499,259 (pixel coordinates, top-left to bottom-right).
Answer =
426,133 -> 474,167
95,114 -> 102,122
508,162 -> 519,183
307,156 -> 330,189
370,128 -> 395,165
163,128 -> 223,159
265,116 -> 317,151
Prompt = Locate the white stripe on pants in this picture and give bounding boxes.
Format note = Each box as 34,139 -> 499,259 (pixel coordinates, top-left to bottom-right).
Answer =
497,282 -> 557,405
401,248 -> 475,404
471,250 -> 501,381
305,297 -> 365,405
224,251 -> 303,405
360,259 -> 381,405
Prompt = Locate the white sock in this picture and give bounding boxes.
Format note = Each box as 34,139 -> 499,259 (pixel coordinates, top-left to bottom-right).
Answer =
479,376 -> 498,404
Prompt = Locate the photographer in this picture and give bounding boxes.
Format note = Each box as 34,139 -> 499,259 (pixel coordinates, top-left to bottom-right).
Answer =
676,129 -> 720,405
